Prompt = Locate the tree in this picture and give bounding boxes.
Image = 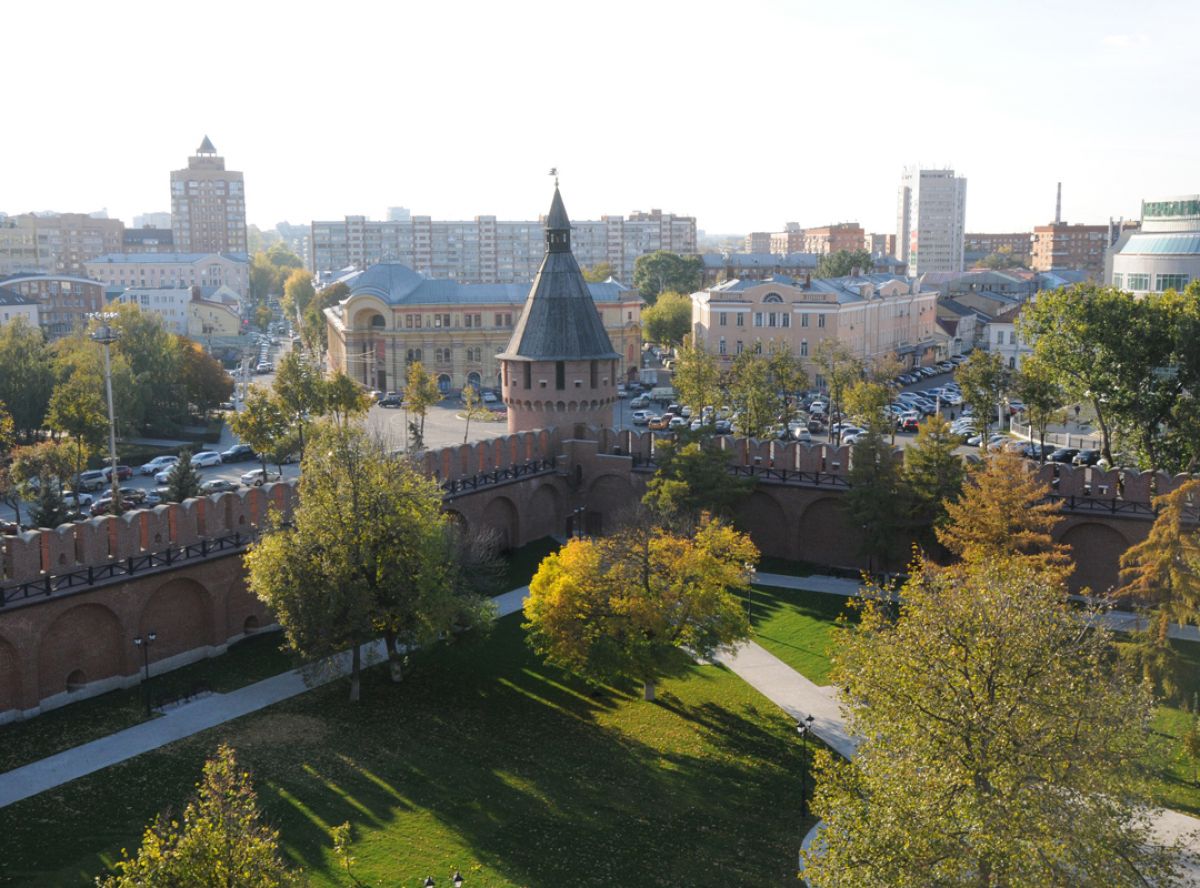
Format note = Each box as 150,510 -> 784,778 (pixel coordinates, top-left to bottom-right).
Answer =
802,559 -> 1181,888
813,340 -> 862,446
301,282 -> 349,357
179,341 -> 234,415
403,362 -> 441,451
816,249 -> 874,279
1010,355 -> 1062,461
901,417 -> 965,548
937,451 -> 1070,578
12,441 -> 74,528
670,337 -> 721,417
244,421 -> 492,700
0,317 -> 53,439
976,246 -> 1022,270
767,344 -> 809,427
230,387 -> 290,477
1118,478 -> 1200,644
955,349 -> 1008,448
581,261 -> 616,283
272,352 -> 323,452
320,372 -> 370,429
460,383 -> 489,444
642,439 -> 754,524
108,303 -> 188,435
641,291 -> 693,345
165,450 -> 203,503
46,374 -> 108,510
841,428 -> 905,571
632,251 -> 702,301
726,350 -> 774,439
0,401 -> 19,526
844,379 -> 892,436
96,744 -> 302,888
524,517 -> 756,701
281,269 -> 315,323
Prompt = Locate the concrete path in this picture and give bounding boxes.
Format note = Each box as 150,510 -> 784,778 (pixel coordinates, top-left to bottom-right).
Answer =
0,586 -> 529,809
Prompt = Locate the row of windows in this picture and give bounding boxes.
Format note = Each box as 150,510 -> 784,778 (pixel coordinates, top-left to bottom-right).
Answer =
717,338 -> 812,357
403,312 -> 514,329
717,311 -> 825,329
1114,272 -> 1190,291
405,347 -> 487,364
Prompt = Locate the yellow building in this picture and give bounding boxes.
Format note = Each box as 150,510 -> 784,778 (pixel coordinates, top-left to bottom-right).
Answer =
325,262 -> 642,394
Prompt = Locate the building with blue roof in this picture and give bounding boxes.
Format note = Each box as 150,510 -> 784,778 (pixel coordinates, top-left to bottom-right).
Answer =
1110,195 -> 1200,295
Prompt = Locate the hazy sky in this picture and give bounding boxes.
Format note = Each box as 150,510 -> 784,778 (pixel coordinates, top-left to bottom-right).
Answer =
4,0 -> 1196,236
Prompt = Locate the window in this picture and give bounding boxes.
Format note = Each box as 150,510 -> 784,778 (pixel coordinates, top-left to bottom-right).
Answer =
736,313 -> 744,327
467,347 -> 482,362
1156,274 -> 1189,291
495,312 -> 503,326
768,313 -> 777,327
801,313 -> 809,327
555,361 -> 565,390
719,313 -> 727,326
590,360 -> 598,387
753,312 -> 763,327
523,362 -> 531,389
1112,273 -> 1124,288
736,340 -> 744,355
763,292 -> 783,303
800,340 -> 808,357
782,313 -> 790,328
406,348 -> 422,363
754,341 -> 762,354
719,337 -> 726,355
817,314 -> 826,328
1009,331 -> 1017,345
1126,273 -> 1150,290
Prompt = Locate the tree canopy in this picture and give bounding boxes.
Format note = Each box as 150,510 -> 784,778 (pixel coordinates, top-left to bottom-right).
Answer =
632,251 -> 702,302
642,438 -> 754,525
641,291 -> 693,345
816,249 -> 874,279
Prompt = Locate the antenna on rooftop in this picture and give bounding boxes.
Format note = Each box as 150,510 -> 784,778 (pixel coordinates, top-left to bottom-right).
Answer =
1055,182 -> 1062,225
549,167 -> 559,188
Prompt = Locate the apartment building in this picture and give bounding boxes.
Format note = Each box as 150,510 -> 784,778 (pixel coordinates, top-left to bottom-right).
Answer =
866,232 -> 897,258
0,213 -> 124,276
170,137 -> 248,254
310,208 -> 696,286
85,252 -> 250,299
325,262 -> 643,395
800,223 -> 865,255
964,232 -> 1032,266
0,274 -> 105,339
0,288 -> 39,328
110,285 -> 242,338
690,273 -> 939,376
1030,222 -> 1109,279
897,168 -> 967,274
744,232 -> 772,253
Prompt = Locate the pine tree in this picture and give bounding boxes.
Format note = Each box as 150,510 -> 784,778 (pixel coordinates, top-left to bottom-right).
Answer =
841,428 -> 905,572
902,417 -> 966,549
30,480 -> 71,528
165,450 -> 203,503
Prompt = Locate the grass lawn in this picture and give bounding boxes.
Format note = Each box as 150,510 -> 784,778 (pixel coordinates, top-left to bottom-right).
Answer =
746,584 -> 851,685
1139,639 -> 1200,816
0,615 -> 812,887
0,631 -> 296,774
498,536 -> 560,592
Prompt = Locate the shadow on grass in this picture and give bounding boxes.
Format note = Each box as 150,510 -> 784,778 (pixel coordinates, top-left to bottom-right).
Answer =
0,616 -> 806,888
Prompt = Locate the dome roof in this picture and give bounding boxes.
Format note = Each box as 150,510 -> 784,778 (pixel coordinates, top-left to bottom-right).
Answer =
348,263 -> 427,303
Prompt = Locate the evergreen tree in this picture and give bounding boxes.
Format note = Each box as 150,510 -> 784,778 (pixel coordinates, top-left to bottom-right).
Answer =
30,480 -> 71,528
643,438 -> 754,525
165,450 -> 203,503
841,428 -> 905,571
902,417 -> 966,549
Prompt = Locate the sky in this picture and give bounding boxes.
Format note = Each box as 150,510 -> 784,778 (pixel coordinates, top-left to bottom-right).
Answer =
3,0 -> 1197,237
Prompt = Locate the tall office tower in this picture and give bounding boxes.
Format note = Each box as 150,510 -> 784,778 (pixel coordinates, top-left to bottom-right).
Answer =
896,167 -> 967,275
170,137 -> 247,254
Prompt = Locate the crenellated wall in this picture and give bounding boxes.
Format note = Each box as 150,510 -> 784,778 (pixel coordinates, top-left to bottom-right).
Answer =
1,429 -> 1194,721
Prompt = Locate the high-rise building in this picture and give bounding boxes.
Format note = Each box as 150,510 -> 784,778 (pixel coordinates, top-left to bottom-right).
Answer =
170,137 -> 247,254
896,167 -> 967,275
0,213 -> 124,276
1109,194 -> 1200,295
133,212 -> 172,229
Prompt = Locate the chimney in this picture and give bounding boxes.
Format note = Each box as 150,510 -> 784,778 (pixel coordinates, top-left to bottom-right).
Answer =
1055,182 -> 1062,225
804,272 -> 812,289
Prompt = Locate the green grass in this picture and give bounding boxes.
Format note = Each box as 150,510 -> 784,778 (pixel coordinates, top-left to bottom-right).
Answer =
0,631 -> 295,774
746,584 -> 850,685
498,536 -> 560,591
1139,639 -> 1200,816
0,616 -> 813,887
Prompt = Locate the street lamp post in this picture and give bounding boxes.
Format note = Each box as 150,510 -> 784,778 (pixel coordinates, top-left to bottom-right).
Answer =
133,631 -> 158,717
797,714 -> 815,818
91,320 -> 122,516
745,561 -> 757,626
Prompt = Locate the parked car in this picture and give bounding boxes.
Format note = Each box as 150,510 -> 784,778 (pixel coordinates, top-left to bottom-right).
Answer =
714,419 -> 732,434
630,395 -> 650,409
1049,447 -> 1080,464
220,444 -> 257,463
668,416 -> 687,430
0,520 -> 21,535
240,468 -> 282,486
1073,449 -> 1102,466
379,394 -> 403,408
90,497 -> 138,517
75,470 -> 108,492
192,451 -> 223,468
61,489 -> 94,507
200,479 -> 241,494
631,410 -> 650,425
647,415 -> 669,431
897,415 -> 921,433
139,455 -> 178,475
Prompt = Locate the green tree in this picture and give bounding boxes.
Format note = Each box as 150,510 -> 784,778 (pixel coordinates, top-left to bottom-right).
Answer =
320,372 -> 370,429
461,383 -> 489,444
844,379 -> 892,436
12,441 -> 74,528
816,249 -> 874,279
727,350 -> 775,439
404,362 -> 441,451
937,451 -> 1070,579
632,251 -> 702,301
281,269 -> 316,322
670,337 -> 721,417
524,517 -> 756,701
300,283 -> 349,357
841,428 -> 905,571
582,261 -> 616,283
245,421 -> 492,700
249,252 -> 277,304
230,387 -> 290,477
96,744 -> 303,888
767,344 -> 809,427
901,417 -> 965,548
802,559 -> 1180,888
46,374 -> 109,510
164,450 -> 203,503
1011,355 -> 1063,461
813,339 -> 862,446
272,352 -> 323,452
955,349 -> 1008,449
0,401 -> 19,526
0,317 -> 53,439
976,245 -> 1022,270
179,340 -> 234,415
642,439 -> 754,524
640,291 -> 693,345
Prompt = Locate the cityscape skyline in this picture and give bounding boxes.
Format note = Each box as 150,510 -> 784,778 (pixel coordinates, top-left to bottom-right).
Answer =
2,0 -> 1197,236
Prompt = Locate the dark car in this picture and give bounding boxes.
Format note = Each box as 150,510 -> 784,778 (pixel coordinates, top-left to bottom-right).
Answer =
220,444 -> 257,463
1073,449 -> 1102,466
1049,447 -> 1079,464
897,416 -> 920,433
379,395 -> 403,408
102,465 -> 134,481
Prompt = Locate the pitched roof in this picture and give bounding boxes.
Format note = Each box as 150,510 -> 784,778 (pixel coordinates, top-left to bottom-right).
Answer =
197,135 -> 216,154
0,286 -> 34,306
499,188 -> 618,362
345,263 -> 636,307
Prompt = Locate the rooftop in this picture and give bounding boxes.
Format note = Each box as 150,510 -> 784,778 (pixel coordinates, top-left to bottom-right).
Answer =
85,252 -> 250,264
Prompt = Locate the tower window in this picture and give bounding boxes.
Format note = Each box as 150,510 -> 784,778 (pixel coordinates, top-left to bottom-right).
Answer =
590,360 -> 598,388
523,362 -> 531,389
555,361 -> 565,390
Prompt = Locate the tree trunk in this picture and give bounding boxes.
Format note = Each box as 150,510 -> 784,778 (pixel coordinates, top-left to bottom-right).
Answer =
1092,396 -> 1113,465
349,643 -> 361,702
384,629 -> 404,682
643,679 -> 656,702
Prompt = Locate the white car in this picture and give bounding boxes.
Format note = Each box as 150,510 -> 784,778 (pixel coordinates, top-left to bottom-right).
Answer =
140,455 -> 178,476
631,409 -> 650,425
192,451 -> 223,468
240,468 -> 282,486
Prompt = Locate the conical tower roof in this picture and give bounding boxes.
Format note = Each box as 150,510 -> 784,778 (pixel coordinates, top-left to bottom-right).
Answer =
499,187 -> 619,362
197,135 -> 217,154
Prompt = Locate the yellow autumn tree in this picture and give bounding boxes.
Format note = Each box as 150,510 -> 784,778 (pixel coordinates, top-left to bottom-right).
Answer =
523,516 -> 757,701
936,451 -> 1070,578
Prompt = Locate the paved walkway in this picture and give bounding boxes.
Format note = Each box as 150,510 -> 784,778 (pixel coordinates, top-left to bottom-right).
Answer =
0,586 -> 528,809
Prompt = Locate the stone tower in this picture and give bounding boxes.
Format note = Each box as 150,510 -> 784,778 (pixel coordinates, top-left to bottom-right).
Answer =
499,186 -> 619,434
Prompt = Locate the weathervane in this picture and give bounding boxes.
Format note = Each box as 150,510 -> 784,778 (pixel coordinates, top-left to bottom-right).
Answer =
549,167 -> 559,187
